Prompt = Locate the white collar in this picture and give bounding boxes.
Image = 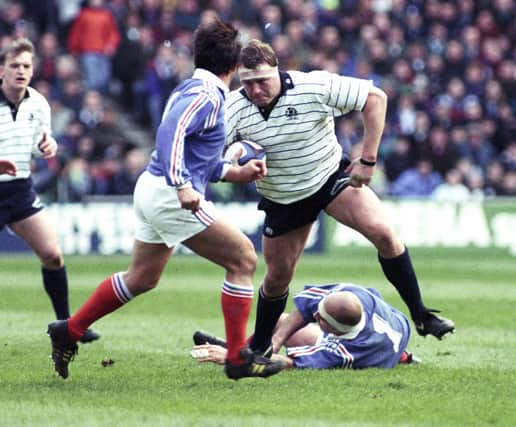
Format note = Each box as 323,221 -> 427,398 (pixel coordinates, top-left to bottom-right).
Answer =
192,68 -> 229,93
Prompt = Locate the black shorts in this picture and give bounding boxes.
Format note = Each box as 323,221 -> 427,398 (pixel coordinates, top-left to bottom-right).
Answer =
258,159 -> 351,237
0,178 -> 44,229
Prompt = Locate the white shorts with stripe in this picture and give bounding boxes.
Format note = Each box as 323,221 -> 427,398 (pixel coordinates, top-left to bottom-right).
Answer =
133,171 -> 218,247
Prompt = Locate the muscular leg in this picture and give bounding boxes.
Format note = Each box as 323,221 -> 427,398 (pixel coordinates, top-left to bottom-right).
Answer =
325,186 -> 427,321
10,210 -> 69,319
184,218 -> 256,364
66,240 -> 172,341
250,224 -> 312,353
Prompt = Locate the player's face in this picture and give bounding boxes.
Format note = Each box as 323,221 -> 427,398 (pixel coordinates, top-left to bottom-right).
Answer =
314,312 -> 340,335
0,51 -> 34,92
241,74 -> 281,108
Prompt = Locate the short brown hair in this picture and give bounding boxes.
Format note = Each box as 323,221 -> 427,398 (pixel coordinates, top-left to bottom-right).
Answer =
193,18 -> 240,76
240,39 -> 278,69
0,38 -> 34,64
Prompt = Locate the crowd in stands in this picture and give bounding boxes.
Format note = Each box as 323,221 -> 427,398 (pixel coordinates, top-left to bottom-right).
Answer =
5,0 -> 516,202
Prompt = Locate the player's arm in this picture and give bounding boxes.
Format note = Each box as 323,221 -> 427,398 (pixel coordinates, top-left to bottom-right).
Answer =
223,159 -> 267,183
271,309 -> 308,353
0,158 -> 17,176
211,145 -> 267,183
346,85 -> 387,187
286,343 -> 350,369
360,85 -> 387,163
158,93 -> 213,211
37,132 -> 58,159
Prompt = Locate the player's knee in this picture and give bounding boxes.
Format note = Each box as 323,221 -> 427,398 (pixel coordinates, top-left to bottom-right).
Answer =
40,251 -> 64,269
264,264 -> 294,293
230,244 -> 258,277
370,226 -> 402,256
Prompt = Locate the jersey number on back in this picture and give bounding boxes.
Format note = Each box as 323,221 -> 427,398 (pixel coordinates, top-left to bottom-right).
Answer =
372,313 -> 402,352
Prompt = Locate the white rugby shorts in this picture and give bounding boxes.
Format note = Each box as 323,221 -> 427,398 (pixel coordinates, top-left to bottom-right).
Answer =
133,171 -> 218,247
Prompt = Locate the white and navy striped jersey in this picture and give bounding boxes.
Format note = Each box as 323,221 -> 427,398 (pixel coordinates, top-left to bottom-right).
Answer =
287,283 -> 411,369
0,87 -> 51,182
225,70 -> 371,204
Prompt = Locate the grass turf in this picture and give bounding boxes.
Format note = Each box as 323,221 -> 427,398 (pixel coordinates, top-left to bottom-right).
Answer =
0,247 -> 515,426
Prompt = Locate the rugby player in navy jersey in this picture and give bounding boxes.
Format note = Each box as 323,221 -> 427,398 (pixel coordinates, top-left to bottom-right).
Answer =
0,38 -> 98,343
224,40 -> 454,357
47,19 -> 286,380
193,283 -> 416,370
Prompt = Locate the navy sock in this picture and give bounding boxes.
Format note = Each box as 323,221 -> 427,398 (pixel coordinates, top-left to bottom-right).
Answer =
42,266 -> 70,320
250,287 -> 288,353
378,248 -> 426,321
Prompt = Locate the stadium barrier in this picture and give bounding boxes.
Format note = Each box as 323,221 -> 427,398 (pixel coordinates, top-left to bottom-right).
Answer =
0,199 -> 515,256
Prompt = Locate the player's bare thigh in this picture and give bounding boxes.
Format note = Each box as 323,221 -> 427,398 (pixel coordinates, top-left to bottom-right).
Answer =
325,185 -> 404,257
261,223 -> 312,296
9,210 -> 63,268
183,217 -> 257,286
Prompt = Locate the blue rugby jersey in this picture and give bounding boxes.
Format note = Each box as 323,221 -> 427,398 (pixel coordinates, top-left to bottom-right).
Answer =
288,283 -> 411,369
147,69 -> 230,195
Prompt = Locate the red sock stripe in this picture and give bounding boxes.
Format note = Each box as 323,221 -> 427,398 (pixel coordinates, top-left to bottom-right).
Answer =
221,281 -> 253,364
68,274 -> 128,341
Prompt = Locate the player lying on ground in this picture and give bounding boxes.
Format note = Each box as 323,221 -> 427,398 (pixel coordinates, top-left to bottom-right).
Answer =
193,282 -> 419,369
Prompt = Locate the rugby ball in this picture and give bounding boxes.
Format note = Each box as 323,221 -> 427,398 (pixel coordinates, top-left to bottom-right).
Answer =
224,140 -> 266,166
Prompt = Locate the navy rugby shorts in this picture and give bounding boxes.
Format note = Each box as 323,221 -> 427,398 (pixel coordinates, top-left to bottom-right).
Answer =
259,159 -> 351,237
0,178 -> 43,229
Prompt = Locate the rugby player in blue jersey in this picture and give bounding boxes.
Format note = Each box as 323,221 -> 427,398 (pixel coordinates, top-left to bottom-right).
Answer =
47,19 -> 286,380
193,283 -> 416,370
225,40 -> 454,356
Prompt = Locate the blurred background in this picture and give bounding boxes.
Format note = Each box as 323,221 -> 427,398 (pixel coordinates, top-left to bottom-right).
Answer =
1,0 -> 515,255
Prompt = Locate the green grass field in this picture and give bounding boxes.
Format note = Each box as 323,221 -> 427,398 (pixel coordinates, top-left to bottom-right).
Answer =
1,247 -> 515,426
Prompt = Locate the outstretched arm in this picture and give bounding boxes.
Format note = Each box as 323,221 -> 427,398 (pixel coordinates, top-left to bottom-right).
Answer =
271,309 -> 308,353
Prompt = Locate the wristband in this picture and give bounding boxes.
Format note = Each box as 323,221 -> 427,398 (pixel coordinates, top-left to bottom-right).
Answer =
359,158 -> 376,167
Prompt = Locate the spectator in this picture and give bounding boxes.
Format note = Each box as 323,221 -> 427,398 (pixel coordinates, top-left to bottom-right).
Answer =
384,137 -> 416,183
390,158 -> 443,198
457,123 -> 496,171
423,126 -> 461,177
432,168 -> 472,202
58,157 -> 95,202
78,89 -> 104,129
499,141 -> 516,172
499,171 -> 516,196
484,160 -> 505,196
67,0 -> 121,93
109,148 -> 148,195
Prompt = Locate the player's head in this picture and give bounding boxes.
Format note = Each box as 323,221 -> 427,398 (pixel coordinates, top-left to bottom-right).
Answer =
239,39 -> 281,108
316,291 -> 365,339
193,17 -> 240,78
0,38 -> 34,91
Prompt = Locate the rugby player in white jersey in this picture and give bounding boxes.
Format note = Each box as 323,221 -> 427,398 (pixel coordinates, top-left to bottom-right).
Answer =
0,38 -> 98,343
224,40 -> 454,356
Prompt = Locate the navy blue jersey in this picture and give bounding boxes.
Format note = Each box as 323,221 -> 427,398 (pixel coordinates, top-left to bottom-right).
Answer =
288,283 -> 411,369
147,69 -> 229,195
